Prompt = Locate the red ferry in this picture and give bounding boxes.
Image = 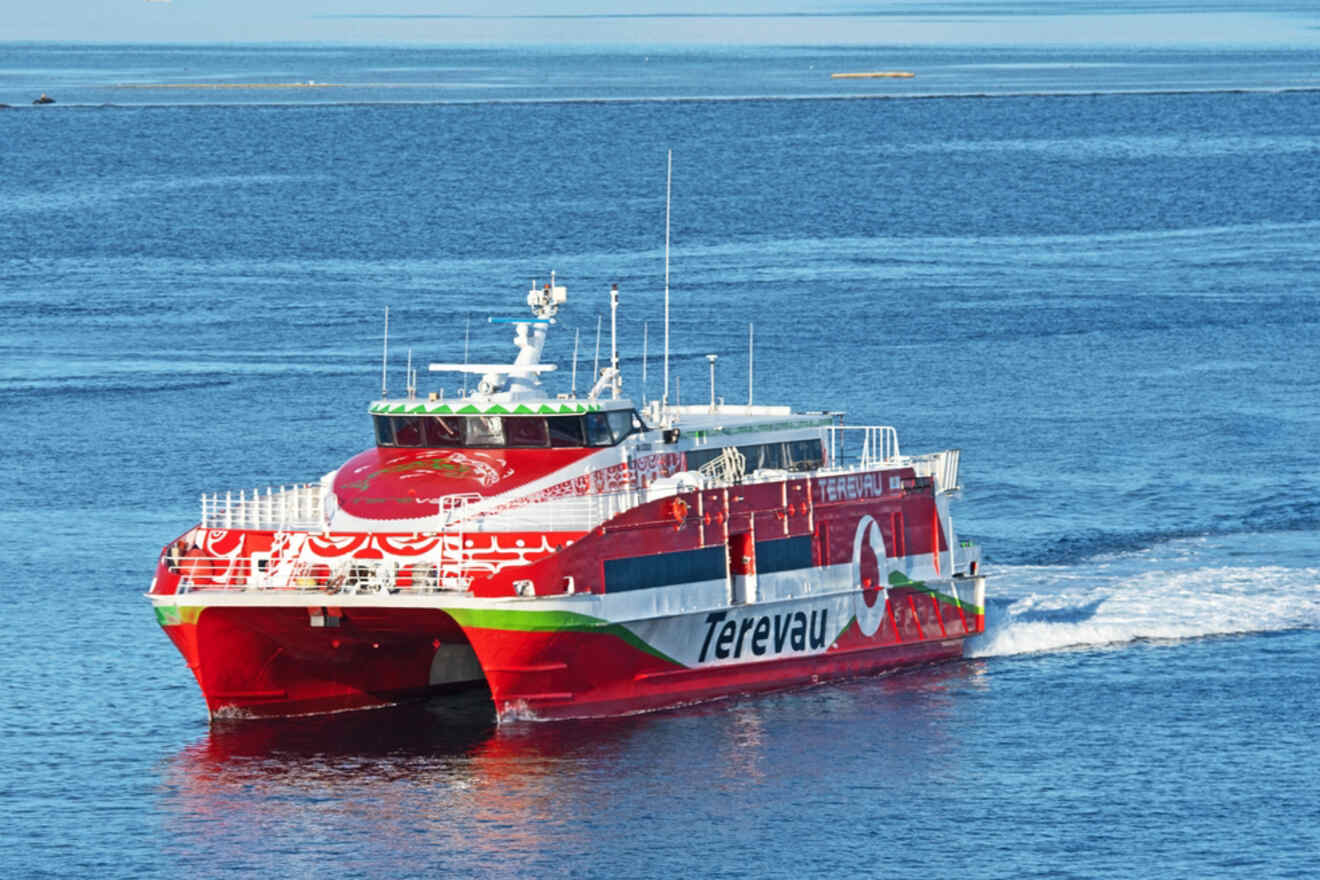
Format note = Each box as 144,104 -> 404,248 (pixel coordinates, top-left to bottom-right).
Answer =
148,279 -> 986,721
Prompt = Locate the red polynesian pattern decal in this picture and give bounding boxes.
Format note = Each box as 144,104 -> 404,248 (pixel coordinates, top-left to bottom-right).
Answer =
172,527 -> 583,589
483,451 -> 684,518
332,447 -> 597,520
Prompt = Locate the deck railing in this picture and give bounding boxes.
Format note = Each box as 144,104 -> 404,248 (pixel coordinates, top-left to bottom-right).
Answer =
200,483 -> 324,531
167,554 -> 469,595
825,425 -> 901,469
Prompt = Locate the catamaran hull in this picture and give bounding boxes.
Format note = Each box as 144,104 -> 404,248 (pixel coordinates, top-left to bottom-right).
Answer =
153,574 -> 984,721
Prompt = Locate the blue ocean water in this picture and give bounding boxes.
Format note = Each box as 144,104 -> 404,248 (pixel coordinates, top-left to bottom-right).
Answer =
2,34 -> 1320,878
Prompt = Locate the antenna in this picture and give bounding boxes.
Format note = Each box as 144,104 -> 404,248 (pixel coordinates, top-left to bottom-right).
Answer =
462,314 -> 471,396
407,347 -> 415,400
609,284 -> 620,400
592,313 -> 602,388
707,354 -> 718,411
662,149 -> 673,411
381,306 -> 389,399
571,327 -> 581,395
642,320 -> 649,405
748,323 -> 754,406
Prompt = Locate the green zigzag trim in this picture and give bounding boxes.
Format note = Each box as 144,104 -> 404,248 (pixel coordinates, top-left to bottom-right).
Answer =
446,607 -> 682,667
369,401 -> 608,416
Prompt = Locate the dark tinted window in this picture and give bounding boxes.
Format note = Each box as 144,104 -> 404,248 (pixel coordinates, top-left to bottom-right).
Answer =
506,417 -> 549,447
752,442 -> 784,471
394,417 -> 424,447
585,412 -> 613,446
373,415 -> 395,446
684,439 -> 824,476
786,439 -> 823,471
424,416 -> 463,447
547,415 -> 585,447
603,547 -> 727,592
687,447 -> 720,470
607,409 -> 635,443
374,412 -> 650,449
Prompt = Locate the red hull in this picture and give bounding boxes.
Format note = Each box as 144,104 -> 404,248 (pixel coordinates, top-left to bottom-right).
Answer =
158,596 -> 982,721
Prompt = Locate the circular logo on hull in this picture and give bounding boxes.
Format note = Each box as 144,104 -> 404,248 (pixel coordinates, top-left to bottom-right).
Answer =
851,515 -> 891,637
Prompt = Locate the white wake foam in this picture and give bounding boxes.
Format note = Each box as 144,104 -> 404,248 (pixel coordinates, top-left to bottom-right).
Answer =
968,537 -> 1320,658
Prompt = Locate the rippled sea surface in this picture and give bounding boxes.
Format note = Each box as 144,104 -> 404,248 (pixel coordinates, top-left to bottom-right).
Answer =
3,32 -> 1319,878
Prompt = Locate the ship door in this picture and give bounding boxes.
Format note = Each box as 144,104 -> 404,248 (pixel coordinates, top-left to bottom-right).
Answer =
727,530 -> 757,604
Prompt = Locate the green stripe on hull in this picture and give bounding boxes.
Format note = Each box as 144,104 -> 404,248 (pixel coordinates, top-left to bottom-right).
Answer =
154,606 -> 203,627
888,571 -> 983,616
445,606 -> 683,668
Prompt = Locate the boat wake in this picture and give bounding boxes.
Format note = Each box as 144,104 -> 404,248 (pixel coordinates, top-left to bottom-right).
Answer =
968,538 -> 1320,658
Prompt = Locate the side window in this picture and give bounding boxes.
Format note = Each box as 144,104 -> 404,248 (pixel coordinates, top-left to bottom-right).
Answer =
394,417 -> 424,447
787,439 -> 823,471
373,415 -> 395,447
607,409 -> 634,443
467,415 -> 504,446
686,448 -> 720,471
424,416 -> 464,447
585,412 -> 614,446
506,417 -> 549,447
547,415 -> 586,447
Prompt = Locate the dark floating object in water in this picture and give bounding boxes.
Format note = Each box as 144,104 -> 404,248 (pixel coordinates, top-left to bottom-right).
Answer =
33,93 -> 55,104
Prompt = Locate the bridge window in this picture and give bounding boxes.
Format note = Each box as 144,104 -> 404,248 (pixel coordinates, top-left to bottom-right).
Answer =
506,416 -> 549,447
466,415 -> 504,446
585,412 -> 614,446
424,416 -> 463,447
373,410 -> 644,449
607,409 -> 636,444
547,415 -> 585,447
393,417 -> 424,447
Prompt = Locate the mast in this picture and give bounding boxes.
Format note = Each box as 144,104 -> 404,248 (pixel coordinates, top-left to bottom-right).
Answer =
663,148 -> 672,412
380,306 -> 389,398
609,284 -> 620,400
571,327 -> 580,396
748,322 -> 754,406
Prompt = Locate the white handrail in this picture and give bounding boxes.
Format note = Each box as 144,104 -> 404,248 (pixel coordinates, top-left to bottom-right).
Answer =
826,425 -> 900,469
201,483 -> 324,531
